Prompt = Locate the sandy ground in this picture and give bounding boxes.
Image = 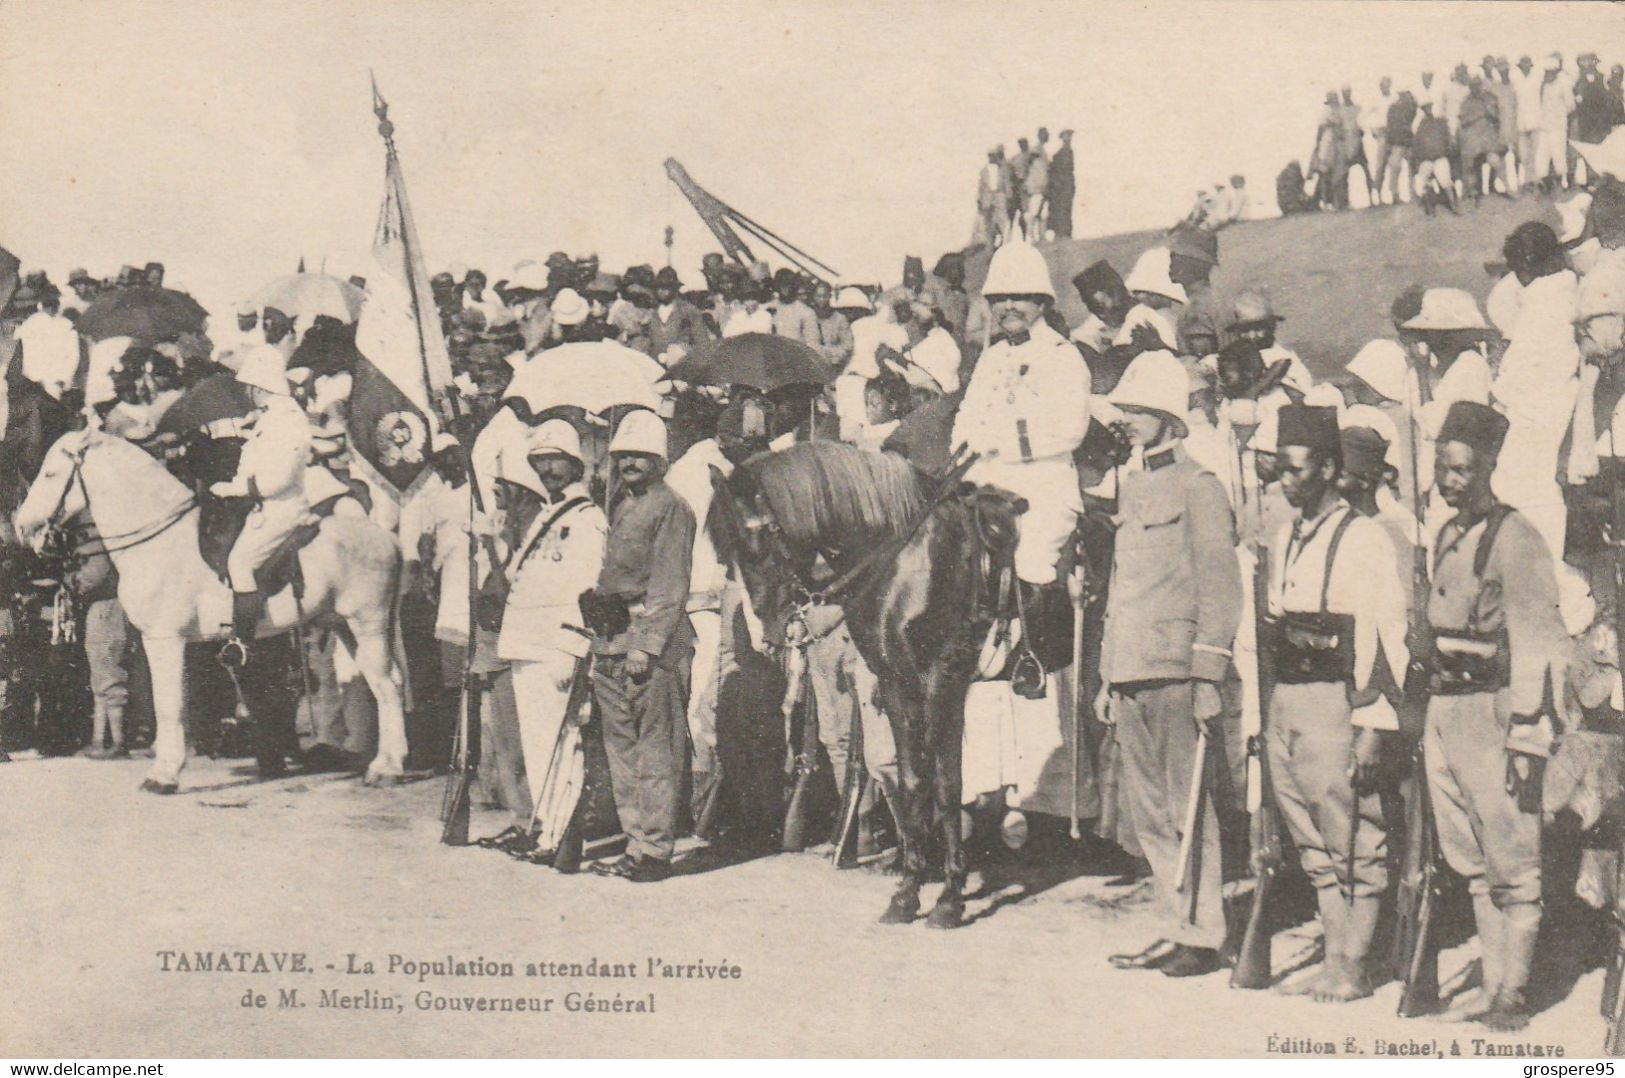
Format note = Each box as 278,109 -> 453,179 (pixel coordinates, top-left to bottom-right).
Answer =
0,752 -> 1608,1059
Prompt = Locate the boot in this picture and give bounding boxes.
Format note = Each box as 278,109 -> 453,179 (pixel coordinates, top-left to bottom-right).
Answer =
219,591 -> 263,670
1472,893 -> 1506,1010
1483,904 -> 1541,1032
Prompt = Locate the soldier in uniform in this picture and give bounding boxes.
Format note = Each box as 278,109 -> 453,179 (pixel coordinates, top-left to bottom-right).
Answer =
1424,401 -> 1570,1031
496,420 -> 606,866
1097,349 -> 1243,978
951,238 -> 1090,696
1265,405 -> 1409,1002
212,345 -> 312,667
584,410 -> 696,883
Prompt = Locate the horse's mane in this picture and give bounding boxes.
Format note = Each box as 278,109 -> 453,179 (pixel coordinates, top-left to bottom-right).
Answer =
741,441 -> 927,547
84,431 -> 193,508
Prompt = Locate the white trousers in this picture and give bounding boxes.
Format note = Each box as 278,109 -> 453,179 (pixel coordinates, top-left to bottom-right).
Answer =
1534,127 -> 1568,183
227,500 -> 307,593
967,456 -> 1082,586
511,651 -> 583,845
686,609 -> 722,774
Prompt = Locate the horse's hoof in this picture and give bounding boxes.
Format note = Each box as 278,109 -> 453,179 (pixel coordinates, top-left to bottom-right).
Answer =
363,770 -> 404,788
926,902 -> 965,930
878,898 -> 920,925
139,778 -> 179,795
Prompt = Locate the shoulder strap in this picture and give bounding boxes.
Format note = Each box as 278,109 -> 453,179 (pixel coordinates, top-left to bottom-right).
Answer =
1472,502 -> 1516,580
510,496 -> 591,575
1319,507 -> 1358,612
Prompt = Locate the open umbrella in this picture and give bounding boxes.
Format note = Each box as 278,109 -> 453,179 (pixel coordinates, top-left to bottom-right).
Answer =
667,332 -> 832,392
253,273 -> 365,324
154,371 -> 255,436
504,340 -> 665,415
76,287 -> 209,344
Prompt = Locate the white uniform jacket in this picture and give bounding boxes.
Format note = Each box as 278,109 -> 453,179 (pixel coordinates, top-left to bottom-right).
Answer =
235,396 -> 311,507
497,484 -> 607,663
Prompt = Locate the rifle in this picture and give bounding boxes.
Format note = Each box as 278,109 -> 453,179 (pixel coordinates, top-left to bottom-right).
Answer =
780,630 -> 820,851
439,403 -> 499,847
1233,537 -> 1285,989
830,702 -> 867,868
1603,461 -> 1625,1055
1394,340 -> 1444,1015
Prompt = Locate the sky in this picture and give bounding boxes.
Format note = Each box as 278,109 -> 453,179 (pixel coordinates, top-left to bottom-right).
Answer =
1,0 -> 1621,318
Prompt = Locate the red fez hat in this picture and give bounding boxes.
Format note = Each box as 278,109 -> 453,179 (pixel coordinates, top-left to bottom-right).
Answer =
1276,404 -> 1341,457
1438,401 -> 1509,458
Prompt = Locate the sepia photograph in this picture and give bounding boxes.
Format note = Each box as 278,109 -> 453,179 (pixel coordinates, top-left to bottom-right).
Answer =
2,0 -> 1625,1061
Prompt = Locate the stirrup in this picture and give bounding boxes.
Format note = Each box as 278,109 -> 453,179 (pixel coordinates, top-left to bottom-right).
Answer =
217,636 -> 249,670
1010,649 -> 1047,700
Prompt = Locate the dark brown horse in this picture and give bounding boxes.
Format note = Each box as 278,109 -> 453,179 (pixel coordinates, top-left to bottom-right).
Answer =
708,440 -> 1005,928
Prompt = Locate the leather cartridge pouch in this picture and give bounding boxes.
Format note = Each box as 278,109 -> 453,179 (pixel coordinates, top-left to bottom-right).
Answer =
1428,631 -> 1509,695
1272,610 -> 1356,684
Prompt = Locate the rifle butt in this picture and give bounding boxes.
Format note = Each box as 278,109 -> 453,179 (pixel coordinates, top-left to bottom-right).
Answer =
1606,1008 -> 1625,1058
1230,870 -> 1276,990
440,674 -> 483,847
1397,913 -> 1441,1018
440,774 -> 473,846
782,778 -> 813,852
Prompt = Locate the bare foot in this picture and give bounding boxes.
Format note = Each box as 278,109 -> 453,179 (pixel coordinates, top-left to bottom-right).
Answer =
1279,967 -> 1334,997
1311,962 -> 1373,1003
1480,990 -> 1531,1032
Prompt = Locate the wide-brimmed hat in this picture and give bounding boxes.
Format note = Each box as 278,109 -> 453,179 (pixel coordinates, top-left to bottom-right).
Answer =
1107,349 -> 1190,436
550,288 -> 588,327
653,267 -> 683,290
1123,248 -> 1186,305
1345,339 -> 1410,404
1402,288 -> 1489,332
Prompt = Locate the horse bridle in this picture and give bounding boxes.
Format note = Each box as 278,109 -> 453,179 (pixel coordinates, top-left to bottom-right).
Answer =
40,441 -> 197,561
734,447 -> 981,614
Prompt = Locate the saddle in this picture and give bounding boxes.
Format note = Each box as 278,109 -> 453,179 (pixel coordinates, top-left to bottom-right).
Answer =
199,493 -> 349,599
965,484 -> 1078,696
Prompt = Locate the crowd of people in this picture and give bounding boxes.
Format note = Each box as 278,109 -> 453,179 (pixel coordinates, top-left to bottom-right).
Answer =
3,114 -> 1625,1038
1283,51 -> 1625,216
974,126 -> 1078,245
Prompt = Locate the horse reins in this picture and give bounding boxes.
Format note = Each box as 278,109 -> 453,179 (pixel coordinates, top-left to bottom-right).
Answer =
43,448 -> 198,561
759,447 -> 980,612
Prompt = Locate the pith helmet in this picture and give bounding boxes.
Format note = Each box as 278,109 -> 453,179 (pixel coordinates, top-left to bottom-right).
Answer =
609,408 -> 668,460
981,240 -> 1054,300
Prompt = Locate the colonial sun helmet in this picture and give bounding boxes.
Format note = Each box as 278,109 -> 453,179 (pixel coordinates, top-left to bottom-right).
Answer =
980,240 -> 1054,300
608,408 -> 668,460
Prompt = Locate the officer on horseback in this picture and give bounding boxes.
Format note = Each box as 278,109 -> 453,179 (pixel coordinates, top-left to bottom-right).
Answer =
952,237 -> 1091,696
211,344 -> 313,668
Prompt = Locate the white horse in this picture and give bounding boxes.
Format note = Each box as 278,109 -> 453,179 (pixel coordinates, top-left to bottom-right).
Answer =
14,428 -> 409,792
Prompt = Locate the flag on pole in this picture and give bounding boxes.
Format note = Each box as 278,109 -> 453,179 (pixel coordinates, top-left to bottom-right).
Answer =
346,83 -> 453,502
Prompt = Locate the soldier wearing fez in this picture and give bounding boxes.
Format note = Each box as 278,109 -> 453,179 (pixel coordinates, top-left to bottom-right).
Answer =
1265,405 -> 1409,1002
1425,400 -> 1569,1031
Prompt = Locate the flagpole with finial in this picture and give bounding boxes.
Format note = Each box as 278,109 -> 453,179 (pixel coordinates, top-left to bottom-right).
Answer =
369,70 -> 443,427
369,69 -> 486,846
